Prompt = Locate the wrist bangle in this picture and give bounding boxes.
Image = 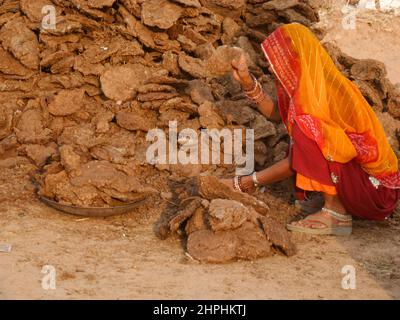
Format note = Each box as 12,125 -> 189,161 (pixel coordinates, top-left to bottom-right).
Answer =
254,91 -> 267,104
243,74 -> 258,94
246,84 -> 267,104
234,176 -> 243,192
248,84 -> 263,101
252,172 -> 260,188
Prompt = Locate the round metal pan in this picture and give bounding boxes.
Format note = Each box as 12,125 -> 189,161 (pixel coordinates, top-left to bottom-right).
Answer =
38,194 -> 147,217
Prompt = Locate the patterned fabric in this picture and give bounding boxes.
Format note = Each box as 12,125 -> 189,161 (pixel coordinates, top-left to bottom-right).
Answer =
347,132 -> 379,164
295,115 -> 324,148
262,23 -> 400,189
291,121 -> 400,220
375,171 -> 400,189
261,29 -> 300,96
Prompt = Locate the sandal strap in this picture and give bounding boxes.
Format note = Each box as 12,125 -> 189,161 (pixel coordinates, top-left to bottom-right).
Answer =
322,207 -> 352,222
300,219 -> 329,228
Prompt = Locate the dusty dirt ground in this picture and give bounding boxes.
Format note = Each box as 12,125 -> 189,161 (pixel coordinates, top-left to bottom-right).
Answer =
1,192 -> 400,299
1,1 -> 400,300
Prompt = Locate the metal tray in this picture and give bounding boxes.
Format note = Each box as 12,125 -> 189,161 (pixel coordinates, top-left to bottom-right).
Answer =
38,194 -> 146,217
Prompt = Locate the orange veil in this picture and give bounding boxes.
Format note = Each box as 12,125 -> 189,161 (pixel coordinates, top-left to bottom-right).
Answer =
261,23 -> 400,189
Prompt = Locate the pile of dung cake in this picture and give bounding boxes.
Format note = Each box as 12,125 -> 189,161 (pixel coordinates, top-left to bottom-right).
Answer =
0,0 -> 326,208
1,0 -> 400,262
155,175 -> 298,263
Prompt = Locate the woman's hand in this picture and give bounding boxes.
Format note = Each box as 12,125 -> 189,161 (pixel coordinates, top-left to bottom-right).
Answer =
239,175 -> 257,194
220,176 -> 256,194
231,54 -> 254,91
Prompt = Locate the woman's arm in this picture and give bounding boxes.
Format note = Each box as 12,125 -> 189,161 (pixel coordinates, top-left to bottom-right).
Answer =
232,55 -> 280,122
245,80 -> 281,122
239,157 -> 294,191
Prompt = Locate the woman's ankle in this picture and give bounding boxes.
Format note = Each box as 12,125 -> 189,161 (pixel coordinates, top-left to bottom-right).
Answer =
323,194 -> 347,215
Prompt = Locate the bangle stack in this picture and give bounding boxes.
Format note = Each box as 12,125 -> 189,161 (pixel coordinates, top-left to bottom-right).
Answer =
243,74 -> 267,104
233,172 -> 263,193
233,176 -> 243,193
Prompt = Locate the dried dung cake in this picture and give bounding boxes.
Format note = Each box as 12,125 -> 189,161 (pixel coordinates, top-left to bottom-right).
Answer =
0,0 -> 399,263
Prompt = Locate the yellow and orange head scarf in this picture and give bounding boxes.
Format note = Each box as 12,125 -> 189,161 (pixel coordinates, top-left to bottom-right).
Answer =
261,23 -> 400,188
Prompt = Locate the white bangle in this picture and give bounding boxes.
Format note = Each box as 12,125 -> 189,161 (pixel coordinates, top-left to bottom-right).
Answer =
243,74 -> 258,94
234,176 -> 243,192
252,172 -> 260,188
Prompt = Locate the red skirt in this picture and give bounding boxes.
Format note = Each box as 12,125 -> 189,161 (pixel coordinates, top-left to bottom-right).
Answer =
290,122 -> 400,221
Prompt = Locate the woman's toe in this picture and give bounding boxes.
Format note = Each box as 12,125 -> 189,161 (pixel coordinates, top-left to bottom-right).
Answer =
291,220 -> 307,227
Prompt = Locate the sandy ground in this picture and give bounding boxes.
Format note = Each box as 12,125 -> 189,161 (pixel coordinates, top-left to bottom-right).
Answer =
1,196 -> 400,300
1,1 -> 400,300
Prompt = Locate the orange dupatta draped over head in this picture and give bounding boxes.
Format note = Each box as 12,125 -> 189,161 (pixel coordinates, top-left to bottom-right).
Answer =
261,23 -> 400,189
